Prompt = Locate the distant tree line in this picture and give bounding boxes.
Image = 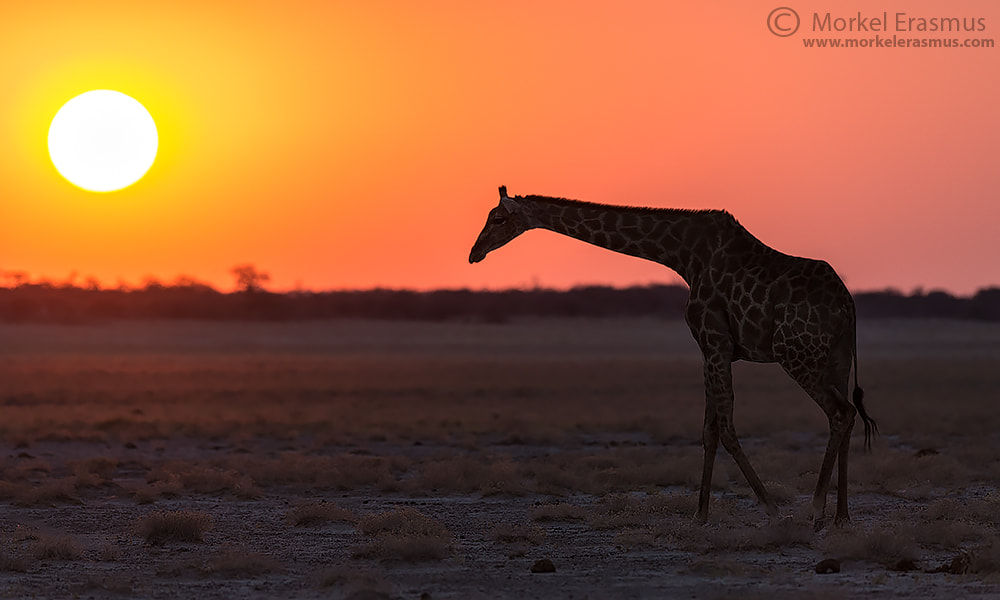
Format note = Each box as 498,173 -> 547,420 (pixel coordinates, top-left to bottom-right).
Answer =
0,280 -> 997,323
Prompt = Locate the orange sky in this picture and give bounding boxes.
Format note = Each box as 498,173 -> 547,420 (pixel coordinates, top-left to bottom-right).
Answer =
1,1 -> 997,293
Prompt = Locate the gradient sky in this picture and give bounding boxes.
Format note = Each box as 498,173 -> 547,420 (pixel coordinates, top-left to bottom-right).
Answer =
1,1 -> 997,293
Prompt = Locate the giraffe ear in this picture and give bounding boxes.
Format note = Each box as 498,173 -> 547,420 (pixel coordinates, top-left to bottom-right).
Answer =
498,185 -> 520,212
499,194 -> 520,213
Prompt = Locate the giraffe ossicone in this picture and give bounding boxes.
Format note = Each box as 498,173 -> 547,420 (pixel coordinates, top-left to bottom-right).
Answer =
470,186 -> 877,528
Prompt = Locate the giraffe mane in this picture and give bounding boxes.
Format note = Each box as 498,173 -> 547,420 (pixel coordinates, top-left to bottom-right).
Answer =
516,194 -> 735,221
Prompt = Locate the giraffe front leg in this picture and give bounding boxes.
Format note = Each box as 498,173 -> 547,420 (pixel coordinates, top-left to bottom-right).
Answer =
718,415 -> 778,518
696,407 -> 719,523
701,356 -> 777,519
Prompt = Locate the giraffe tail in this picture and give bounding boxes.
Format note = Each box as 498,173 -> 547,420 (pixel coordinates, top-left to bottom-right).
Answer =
852,345 -> 878,452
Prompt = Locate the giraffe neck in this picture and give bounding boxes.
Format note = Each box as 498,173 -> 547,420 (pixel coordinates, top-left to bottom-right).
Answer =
516,195 -> 730,285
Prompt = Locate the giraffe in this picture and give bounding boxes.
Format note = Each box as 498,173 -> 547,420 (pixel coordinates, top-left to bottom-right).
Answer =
469,186 -> 877,528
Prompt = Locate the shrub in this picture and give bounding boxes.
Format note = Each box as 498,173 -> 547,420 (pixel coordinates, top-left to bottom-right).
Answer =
31,535 -> 84,561
353,507 -> 453,561
13,479 -> 82,507
137,510 -> 212,545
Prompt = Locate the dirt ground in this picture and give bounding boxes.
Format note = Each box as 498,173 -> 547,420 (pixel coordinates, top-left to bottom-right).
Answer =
0,317 -> 999,599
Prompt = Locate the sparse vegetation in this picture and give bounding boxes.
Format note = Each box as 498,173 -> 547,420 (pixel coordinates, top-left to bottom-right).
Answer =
353,507 -> 454,561
137,510 -> 212,545
0,551 -> 30,573
30,535 -> 84,561
12,479 -> 82,507
822,525 -> 921,568
0,318 -> 997,598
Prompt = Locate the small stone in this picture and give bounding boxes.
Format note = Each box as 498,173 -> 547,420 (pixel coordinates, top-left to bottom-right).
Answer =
815,558 -> 840,574
530,558 -> 556,573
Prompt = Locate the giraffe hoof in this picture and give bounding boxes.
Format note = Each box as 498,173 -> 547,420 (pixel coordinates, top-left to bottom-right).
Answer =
834,515 -> 851,528
813,517 -> 828,532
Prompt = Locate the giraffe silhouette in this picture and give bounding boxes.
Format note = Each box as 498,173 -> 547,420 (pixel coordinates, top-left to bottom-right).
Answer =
470,186 -> 877,527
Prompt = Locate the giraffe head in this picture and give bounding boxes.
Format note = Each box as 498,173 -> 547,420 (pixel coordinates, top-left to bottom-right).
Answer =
469,186 -> 530,263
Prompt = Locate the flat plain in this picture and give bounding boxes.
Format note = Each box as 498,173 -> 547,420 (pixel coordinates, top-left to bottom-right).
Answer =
0,317 -> 999,599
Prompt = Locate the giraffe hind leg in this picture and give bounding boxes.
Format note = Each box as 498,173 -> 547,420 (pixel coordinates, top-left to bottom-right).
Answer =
810,383 -> 856,530
834,409 -> 856,526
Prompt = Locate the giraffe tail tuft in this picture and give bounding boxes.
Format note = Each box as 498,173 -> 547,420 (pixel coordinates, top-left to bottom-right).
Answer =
852,385 -> 878,452
852,322 -> 877,452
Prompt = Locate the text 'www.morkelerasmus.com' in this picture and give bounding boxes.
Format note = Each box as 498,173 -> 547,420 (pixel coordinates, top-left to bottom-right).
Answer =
768,9 -> 995,49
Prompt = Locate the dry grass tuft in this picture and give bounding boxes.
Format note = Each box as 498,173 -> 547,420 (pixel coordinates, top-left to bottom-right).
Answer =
137,510 -> 212,545
587,492 -> 688,530
353,507 -> 454,561
68,456 -> 119,488
588,493 -> 652,530
761,480 -> 797,505
98,542 -> 123,562
963,538 -> 1000,574
31,534 -> 84,561
287,500 -> 357,527
147,462 -> 259,498
0,551 -> 30,572
745,517 -> 814,549
822,524 -> 920,567
132,478 -> 183,505
2,478 -> 82,507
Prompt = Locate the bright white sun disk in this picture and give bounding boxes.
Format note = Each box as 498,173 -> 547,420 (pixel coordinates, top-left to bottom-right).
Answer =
48,90 -> 158,192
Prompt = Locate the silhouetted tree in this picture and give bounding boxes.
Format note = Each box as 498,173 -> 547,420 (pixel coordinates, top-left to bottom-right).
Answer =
231,265 -> 271,293
1,271 -> 28,288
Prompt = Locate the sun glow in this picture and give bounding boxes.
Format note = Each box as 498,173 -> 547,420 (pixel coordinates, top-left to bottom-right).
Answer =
47,90 -> 158,193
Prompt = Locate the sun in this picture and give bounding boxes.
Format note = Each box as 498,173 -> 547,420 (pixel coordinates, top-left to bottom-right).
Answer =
48,90 -> 158,193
